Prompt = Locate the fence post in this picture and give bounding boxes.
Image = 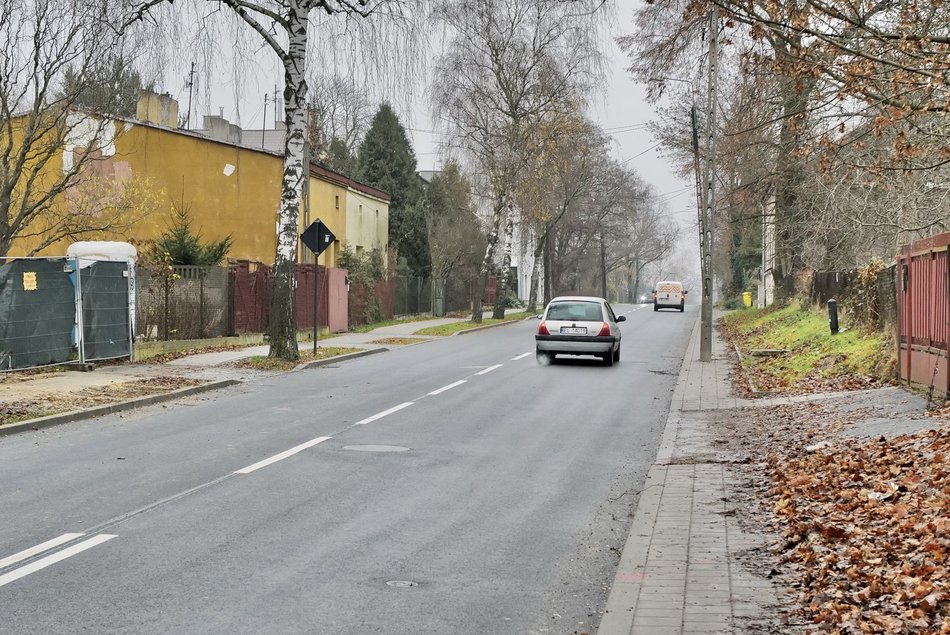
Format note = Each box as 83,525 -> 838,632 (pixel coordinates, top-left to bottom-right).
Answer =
828,299 -> 839,335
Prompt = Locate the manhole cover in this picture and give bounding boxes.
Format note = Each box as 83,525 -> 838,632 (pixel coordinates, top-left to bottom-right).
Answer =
343,445 -> 410,453
386,580 -> 418,588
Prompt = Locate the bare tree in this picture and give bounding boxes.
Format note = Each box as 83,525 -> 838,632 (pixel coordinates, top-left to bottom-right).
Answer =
423,160 -> 484,315
517,113 -> 608,313
620,0 -> 950,299
306,73 -> 374,175
0,0 -> 154,257
433,0 -> 604,322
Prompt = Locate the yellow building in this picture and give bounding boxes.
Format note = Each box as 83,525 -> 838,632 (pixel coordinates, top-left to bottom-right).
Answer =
11,93 -> 390,268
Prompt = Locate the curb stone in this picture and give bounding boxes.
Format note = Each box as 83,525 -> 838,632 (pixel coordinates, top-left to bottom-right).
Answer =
452,316 -> 532,336
0,379 -> 242,438
293,347 -> 387,371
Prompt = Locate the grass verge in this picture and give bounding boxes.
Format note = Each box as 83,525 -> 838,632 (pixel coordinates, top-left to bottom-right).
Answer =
235,346 -> 362,371
349,315 -> 436,333
413,312 -> 534,336
721,303 -> 892,393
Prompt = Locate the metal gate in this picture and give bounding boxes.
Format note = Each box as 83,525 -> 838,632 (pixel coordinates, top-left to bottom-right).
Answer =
897,232 -> 950,398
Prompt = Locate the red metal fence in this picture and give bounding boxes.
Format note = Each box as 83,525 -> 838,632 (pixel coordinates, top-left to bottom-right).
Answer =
229,261 -> 349,334
897,232 -> 950,398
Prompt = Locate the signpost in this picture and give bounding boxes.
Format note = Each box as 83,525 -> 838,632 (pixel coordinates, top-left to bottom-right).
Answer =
300,219 -> 336,353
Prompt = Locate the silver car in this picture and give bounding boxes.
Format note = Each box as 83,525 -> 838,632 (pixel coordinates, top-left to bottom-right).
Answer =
535,296 -> 625,366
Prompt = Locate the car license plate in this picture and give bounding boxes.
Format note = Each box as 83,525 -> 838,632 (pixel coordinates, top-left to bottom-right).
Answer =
560,327 -> 587,334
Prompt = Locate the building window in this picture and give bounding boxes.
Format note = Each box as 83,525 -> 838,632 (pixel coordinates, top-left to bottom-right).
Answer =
335,195 -> 339,210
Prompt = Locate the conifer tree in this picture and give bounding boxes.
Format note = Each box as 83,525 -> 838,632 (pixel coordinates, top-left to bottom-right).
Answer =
357,103 -> 430,277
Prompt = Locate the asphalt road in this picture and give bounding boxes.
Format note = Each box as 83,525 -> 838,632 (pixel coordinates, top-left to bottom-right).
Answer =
0,303 -> 695,634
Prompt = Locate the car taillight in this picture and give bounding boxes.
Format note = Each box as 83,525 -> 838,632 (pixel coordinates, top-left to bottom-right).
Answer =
598,322 -> 610,336
538,321 -> 549,335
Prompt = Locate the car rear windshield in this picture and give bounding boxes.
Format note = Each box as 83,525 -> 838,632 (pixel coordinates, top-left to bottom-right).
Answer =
546,301 -> 603,322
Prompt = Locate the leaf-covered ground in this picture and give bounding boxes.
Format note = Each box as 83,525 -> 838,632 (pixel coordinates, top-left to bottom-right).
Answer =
710,323 -> 950,634
0,376 -> 204,426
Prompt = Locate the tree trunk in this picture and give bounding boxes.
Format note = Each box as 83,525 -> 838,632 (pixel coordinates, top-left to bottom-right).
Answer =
432,275 -> 445,316
543,229 -> 554,304
472,196 -> 505,323
633,260 -> 642,302
772,51 -> 815,303
268,8 -> 308,361
526,235 -> 544,313
492,207 -> 513,319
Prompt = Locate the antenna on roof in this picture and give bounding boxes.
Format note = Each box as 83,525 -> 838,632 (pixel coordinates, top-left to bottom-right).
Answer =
184,62 -> 195,130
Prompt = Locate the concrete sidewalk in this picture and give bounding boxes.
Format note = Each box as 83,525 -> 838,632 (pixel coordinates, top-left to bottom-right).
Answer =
598,314 -> 782,635
0,311 -> 523,406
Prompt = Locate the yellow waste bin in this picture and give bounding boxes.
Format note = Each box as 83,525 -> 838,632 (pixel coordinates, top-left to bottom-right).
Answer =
742,291 -> 753,307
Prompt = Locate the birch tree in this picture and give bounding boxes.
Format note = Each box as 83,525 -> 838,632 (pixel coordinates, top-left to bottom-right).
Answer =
432,0 -> 604,322
134,0 -> 419,361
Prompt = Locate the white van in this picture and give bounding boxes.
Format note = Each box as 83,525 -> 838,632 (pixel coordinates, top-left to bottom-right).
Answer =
653,281 -> 686,312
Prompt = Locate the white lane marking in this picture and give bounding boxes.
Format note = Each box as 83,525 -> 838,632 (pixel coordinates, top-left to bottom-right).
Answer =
428,380 -> 466,396
475,364 -> 502,376
354,402 -> 414,426
511,352 -> 532,361
0,533 -> 85,570
0,534 -> 116,588
235,436 -> 332,474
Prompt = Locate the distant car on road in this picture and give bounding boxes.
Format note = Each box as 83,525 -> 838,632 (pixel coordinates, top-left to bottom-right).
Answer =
535,296 -> 625,366
653,281 -> 686,312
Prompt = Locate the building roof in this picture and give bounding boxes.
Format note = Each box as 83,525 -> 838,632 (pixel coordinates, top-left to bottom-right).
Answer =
310,162 -> 391,202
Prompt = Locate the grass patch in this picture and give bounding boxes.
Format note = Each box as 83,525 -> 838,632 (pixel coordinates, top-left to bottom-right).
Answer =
236,346 -> 362,371
721,302 -> 891,392
413,312 -> 534,336
349,315 -> 436,333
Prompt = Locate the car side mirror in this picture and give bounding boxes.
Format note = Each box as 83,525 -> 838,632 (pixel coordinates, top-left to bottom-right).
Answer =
616,315 -> 626,322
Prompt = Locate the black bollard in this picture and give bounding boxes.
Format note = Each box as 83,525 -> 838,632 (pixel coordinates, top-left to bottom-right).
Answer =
828,298 -> 839,335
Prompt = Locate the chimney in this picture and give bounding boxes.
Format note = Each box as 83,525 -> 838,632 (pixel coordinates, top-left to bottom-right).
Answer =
136,90 -> 179,128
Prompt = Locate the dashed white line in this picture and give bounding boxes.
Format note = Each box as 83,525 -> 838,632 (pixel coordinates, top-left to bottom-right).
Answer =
0,533 -> 84,570
475,364 -> 503,376
428,380 -> 466,396
235,436 -> 332,474
511,352 -> 532,361
354,402 -> 414,426
0,534 -> 116,588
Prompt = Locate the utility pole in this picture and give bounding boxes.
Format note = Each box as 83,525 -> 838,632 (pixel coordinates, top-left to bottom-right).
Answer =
185,62 -> 195,130
700,7 -> 718,362
691,105 -> 705,260
262,93 -> 268,148
600,230 -> 607,299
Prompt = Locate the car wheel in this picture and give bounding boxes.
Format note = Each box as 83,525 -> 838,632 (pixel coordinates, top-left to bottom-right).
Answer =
602,351 -> 614,366
613,346 -> 620,362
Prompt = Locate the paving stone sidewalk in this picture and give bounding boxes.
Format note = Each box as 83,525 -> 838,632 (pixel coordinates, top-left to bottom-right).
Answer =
598,315 -> 784,635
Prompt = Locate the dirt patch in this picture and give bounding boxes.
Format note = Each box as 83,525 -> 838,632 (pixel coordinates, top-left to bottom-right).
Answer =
368,337 -> 426,346
0,376 -> 205,426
